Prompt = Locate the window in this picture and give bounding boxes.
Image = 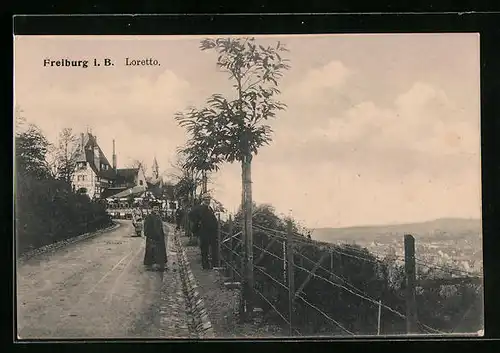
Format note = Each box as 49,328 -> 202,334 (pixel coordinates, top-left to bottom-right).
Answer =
78,162 -> 87,170
139,180 -> 143,186
77,187 -> 87,194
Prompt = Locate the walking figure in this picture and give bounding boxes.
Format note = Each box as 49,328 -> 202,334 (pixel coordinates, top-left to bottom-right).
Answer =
188,196 -> 218,270
143,201 -> 168,272
175,207 -> 184,231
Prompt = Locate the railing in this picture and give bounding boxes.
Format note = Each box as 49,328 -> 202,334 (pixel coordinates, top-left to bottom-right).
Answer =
106,208 -> 170,220
215,217 -> 483,336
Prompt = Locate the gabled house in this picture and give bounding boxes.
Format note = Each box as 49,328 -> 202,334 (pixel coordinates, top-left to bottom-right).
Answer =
72,132 -> 114,199
72,132 -> 147,199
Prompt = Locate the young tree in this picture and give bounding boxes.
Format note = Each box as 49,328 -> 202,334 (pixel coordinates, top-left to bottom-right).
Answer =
174,173 -> 197,206
175,37 -> 290,316
178,140 -> 222,196
53,128 -> 78,185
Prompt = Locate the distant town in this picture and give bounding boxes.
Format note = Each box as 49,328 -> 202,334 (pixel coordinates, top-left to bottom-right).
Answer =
311,218 -> 483,276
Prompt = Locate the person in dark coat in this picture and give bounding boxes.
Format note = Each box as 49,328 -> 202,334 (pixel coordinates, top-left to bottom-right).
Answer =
175,208 -> 184,231
143,202 -> 168,271
188,196 -> 219,269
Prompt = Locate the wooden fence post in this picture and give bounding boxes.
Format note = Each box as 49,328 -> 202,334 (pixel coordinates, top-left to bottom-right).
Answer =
216,213 -> 222,268
330,248 -> 334,281
286,219 -> 295,336
228,216 -> 234,280
239,228 -> 246,322
282,239 -> 287,283
377,299 -> 382,335
404,234 -> 418,334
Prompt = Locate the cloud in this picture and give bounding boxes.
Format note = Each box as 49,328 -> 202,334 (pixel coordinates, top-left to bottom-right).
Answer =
213,160 -> 481,228
302,60 -> 353,91
270,81 -> 480,168
19,69 -> 191,142
282,60 -> 354,106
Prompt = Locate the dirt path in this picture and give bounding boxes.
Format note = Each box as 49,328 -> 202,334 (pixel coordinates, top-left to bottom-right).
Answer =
16,220 -> 190,339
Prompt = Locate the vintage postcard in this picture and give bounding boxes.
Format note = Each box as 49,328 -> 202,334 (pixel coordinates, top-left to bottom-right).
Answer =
14,33 -> 483,339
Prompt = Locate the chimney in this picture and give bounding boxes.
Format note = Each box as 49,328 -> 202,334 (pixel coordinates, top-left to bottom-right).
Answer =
112,139 -> 117,171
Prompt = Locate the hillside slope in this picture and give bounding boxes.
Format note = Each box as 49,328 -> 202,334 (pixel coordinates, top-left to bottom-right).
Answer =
311,218 -> 482,243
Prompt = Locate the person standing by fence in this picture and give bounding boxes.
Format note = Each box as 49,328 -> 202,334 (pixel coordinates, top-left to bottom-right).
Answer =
188,195 -> 219,270
175,207 -> 184,231
143,201 -> 168,272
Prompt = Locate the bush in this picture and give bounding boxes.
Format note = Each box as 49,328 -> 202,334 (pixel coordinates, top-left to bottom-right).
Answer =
15,173 -> 112,256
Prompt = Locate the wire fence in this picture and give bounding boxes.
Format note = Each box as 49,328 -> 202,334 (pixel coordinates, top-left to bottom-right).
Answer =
215,217 -> 483,337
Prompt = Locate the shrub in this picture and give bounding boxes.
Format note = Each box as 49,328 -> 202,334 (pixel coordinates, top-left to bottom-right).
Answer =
15,173 -> 112,256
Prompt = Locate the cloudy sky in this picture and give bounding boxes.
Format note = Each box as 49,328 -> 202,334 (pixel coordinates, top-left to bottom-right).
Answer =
14,34 -> 481,228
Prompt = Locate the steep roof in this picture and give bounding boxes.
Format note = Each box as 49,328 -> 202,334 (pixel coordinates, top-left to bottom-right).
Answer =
101,188 -> 122,199
98,168 -> 117,180
73,132 -> 112,173
105,168 -> 139,185
118,168 -> 138,179
108,185 -> 146,199
98,167 -> 140,182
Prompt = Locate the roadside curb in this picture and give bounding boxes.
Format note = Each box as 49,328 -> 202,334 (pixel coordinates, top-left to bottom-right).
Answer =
17,221 -> 121,263
157,224 -> 192,338
174,231 -> 215,339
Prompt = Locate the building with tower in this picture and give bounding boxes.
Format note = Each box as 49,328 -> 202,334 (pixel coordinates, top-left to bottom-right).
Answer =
71,132 -> 147,199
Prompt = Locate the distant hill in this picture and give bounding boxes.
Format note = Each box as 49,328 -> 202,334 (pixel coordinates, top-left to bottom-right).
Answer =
310,218 -> 482,243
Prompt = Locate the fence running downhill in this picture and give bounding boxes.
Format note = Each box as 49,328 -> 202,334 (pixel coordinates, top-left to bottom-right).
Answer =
214,217 -> 483,337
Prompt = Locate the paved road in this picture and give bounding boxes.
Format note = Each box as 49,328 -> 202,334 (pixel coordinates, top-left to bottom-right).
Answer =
16,220 -> 190,339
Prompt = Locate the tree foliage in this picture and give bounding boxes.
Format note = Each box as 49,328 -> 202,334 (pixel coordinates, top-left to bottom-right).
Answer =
174,173 -> 197,204
15,122 -> 51,180
175,37 -> 291,164
52,128 -> 78,185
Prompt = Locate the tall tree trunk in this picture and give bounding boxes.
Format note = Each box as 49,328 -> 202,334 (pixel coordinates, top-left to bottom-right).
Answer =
192,172 -> 197,205
240,160 -> 247,321
202,171 -> 208,194
241,145 -> 254,318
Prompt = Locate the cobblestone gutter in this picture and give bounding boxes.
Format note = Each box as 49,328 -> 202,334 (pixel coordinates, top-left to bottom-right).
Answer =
173,232 -> 215,339
157,228 -> 192,338
17,222 -> 120,263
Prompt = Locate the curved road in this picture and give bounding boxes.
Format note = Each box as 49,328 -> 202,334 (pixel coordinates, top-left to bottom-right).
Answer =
16,220 -> 189,339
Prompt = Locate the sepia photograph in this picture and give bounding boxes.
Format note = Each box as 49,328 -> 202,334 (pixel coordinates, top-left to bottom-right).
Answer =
14,33 -> 483,339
